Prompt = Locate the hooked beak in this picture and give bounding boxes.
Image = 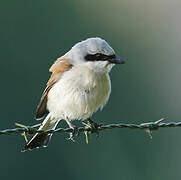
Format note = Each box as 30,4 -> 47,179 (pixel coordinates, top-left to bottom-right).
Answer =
108,55 -> 125,64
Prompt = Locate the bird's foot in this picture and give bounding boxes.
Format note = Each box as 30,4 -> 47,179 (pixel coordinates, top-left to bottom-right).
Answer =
67,126 -> 79,142
87,118 -> 102,138
65,119 -> 79,142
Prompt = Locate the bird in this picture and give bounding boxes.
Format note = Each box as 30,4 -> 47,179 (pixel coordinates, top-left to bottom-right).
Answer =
22,37 -> 125,152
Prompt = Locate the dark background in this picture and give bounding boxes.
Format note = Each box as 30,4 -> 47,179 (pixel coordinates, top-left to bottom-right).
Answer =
1,0 -> 181,179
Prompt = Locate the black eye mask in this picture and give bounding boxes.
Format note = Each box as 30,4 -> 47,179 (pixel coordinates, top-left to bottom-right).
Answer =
85,53 -> 116,62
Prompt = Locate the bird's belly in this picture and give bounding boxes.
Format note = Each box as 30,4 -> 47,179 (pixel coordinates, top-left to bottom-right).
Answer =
47,72 -> 111,120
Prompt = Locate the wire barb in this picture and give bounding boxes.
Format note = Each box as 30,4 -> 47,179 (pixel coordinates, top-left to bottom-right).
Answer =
140,118 -> 166,139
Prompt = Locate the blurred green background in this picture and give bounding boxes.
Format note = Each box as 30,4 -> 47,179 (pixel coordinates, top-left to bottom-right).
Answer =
1,0 -> 181,179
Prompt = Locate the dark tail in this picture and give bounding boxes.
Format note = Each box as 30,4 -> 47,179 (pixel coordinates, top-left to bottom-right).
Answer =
22,114 -> 58,152
21,133 -> 52,152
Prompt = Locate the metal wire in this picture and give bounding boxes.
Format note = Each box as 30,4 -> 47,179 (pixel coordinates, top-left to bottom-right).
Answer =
0,118 -> 181,136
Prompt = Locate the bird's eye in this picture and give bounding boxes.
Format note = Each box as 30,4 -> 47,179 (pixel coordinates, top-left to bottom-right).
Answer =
95,53 -> 101,58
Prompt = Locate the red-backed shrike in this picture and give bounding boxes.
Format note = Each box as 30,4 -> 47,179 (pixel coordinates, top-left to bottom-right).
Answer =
22,37 -> 125,151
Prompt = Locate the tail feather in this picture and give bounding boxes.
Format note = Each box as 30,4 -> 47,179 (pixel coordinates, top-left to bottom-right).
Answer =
22,114 -> 58,152
21,133 -> 52,152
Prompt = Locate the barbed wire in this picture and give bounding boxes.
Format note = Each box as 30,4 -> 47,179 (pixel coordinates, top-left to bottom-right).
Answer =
0,118 -> 181,139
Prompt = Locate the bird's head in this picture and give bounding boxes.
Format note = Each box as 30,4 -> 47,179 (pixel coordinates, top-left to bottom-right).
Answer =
65,37 -> 125,73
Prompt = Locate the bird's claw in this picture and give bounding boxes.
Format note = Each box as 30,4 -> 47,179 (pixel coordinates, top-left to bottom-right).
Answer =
67,126 -> 79,142
88,119 -> 101,138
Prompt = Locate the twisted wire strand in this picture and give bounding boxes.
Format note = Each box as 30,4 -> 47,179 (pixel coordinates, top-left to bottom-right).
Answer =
0,118 -> 181,136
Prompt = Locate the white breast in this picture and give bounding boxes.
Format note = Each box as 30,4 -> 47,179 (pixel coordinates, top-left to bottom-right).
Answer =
47,66 -> 111,120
